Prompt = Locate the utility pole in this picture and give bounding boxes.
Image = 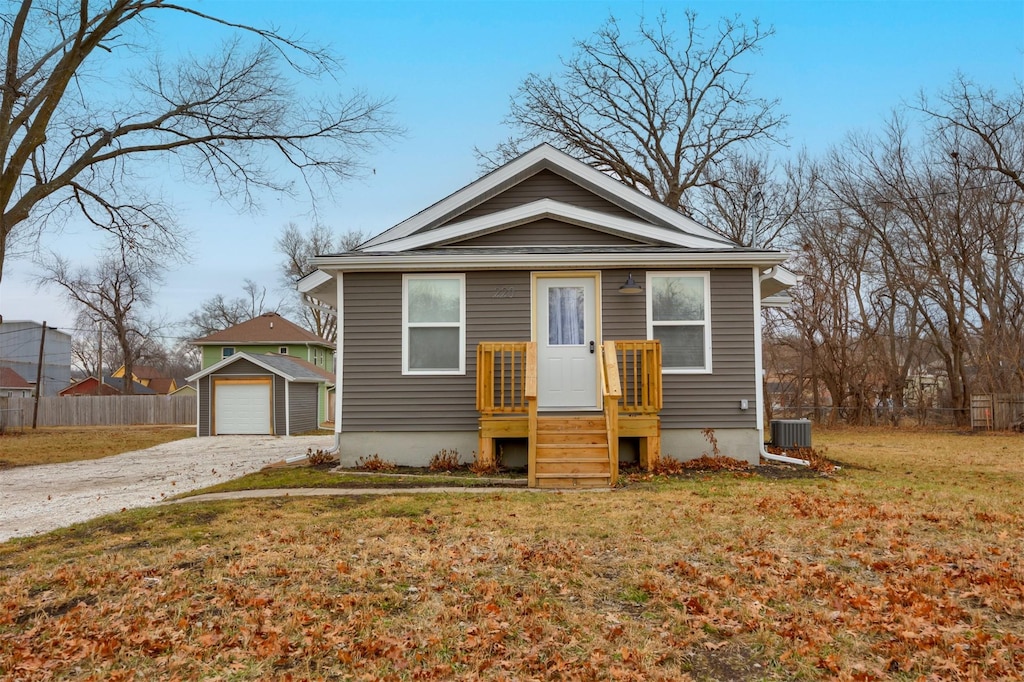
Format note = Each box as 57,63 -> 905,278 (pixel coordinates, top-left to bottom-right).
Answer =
32,322 -> 47,429
97,320 -> 104,384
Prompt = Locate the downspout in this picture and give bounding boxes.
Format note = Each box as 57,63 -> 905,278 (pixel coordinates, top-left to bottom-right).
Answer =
753,267 -> 809,467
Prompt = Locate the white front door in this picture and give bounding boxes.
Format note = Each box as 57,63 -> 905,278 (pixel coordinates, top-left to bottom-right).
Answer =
535,275 -> 599,410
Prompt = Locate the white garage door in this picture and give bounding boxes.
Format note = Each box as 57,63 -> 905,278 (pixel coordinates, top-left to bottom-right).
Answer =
214,380 -> 272,435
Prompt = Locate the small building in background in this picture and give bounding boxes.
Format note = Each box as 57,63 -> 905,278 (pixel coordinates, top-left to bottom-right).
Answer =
59,376 -> 157,396
0,367 -> 34,398
110,364 -> 177,394
0,320 -> 71,397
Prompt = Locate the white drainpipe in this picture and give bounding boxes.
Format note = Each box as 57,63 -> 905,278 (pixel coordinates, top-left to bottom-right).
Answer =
753,267 -> 809,467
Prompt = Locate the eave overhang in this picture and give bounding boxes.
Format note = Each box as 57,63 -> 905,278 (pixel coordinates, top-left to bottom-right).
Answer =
310,248 -> 790,273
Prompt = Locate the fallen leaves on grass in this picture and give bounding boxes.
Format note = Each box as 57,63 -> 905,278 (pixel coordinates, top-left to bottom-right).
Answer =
2,429 -> 1023,680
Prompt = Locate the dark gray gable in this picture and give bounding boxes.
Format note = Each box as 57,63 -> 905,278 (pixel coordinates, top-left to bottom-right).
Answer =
442,169 -> 640,227
426,217 -> 659,248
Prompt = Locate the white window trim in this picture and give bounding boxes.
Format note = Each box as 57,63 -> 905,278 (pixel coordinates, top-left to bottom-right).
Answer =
646,271 -> 713,374
402,273 -> 466,376
222,347 -> 235,359
279,346 -> 289,355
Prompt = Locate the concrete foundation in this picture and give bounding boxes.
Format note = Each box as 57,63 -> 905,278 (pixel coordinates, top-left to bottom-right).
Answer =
337,431 -> 479,467
337,428 -> 761,467
659,428 -> 762,465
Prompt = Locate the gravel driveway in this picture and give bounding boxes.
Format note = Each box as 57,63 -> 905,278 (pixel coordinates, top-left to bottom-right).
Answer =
0,435 -> 332,543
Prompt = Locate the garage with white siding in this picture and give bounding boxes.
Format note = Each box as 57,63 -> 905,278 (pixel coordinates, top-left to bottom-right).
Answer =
188,352 -> 333,437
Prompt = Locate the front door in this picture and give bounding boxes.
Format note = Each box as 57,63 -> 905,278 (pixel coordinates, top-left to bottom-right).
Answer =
535,274 -> 599,410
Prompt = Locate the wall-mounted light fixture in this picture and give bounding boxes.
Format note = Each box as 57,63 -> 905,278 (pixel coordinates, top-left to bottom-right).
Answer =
618,273 -> 643,294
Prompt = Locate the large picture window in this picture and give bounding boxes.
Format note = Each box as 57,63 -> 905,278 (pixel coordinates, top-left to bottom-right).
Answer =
647,272 -> 712,373
403,274 -> 465,374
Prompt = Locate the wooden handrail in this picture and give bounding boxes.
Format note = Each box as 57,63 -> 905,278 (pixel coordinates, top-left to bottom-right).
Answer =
477,342 -> 533,414
613,340 -> 662,414
600,341 -> 621,486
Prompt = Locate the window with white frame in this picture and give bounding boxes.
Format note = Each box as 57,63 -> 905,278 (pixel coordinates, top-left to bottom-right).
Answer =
222,347 -> 235,359
403,274 -> 465,374
647,272 -> 712,373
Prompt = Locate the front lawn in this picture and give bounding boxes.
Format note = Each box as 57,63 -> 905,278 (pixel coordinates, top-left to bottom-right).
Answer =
1,427 -> 1021,680
0,426 -> 194,468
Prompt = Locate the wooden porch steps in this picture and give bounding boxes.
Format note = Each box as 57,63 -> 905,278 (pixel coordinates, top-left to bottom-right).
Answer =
534,415 -> 611,488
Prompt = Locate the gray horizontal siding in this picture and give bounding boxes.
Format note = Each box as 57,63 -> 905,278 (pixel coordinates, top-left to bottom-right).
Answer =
448,219 -> 648,247
661,269 -> 758,429
288,382 -> 319,434
341,268 -> 758,432
442,169 -> 639,225
342,271 -> 532,431
603,268 -> 758,428
198,376 -> 211,436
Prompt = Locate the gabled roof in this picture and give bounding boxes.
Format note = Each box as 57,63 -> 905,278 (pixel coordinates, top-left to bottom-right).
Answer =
128,364 -> 171,380
365,199 -> 731,252
361,144 -> 733,250
0,366 -> 32,389
59,376 -> 157,395
187,352 -> 334,384
192,312 -> 333,348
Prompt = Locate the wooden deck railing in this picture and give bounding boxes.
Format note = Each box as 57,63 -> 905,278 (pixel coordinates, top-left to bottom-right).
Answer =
612,340 -> 662,414
600,341 -> 622,486
476,342 -> 535,415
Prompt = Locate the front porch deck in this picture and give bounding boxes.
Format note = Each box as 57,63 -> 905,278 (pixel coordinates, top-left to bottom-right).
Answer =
477,340 -> 662,488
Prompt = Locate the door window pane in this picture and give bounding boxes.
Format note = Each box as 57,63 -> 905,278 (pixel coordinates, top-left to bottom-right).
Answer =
548,286 -> 584,345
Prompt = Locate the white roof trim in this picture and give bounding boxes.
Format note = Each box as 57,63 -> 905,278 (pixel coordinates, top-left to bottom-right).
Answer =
186,352 -> 325,383
362,198 -> 730,252
361,144 -> 730,248
312,250 -> 789,272
297,268 -> 333,294
760,264 -> 802,299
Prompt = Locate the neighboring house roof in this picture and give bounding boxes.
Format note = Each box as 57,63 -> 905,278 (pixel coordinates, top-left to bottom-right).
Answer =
192,312 -> 333,348
170,383 -> 197,396
145,377 -> 176,394
58,376 -> 157,395
129,364 -> 170,380
187,352 -> 335,384
0,366 -> 32,389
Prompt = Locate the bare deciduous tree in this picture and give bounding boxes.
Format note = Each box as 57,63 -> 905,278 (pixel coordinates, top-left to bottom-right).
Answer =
479,11 -> 785,214
183,279 -> 278,339
35,242 -> 160,394
277,222 -> 363,342
690,152 -> 811,248
0,0 -> 400,281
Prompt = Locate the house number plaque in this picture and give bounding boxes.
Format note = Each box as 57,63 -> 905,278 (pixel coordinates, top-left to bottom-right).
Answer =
492,287 -> 515,298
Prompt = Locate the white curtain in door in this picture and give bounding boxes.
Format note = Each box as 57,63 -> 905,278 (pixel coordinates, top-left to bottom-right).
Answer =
548,286 -> 584,345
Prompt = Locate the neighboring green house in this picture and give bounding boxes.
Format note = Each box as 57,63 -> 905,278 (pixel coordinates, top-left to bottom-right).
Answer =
191,312 -> 335,424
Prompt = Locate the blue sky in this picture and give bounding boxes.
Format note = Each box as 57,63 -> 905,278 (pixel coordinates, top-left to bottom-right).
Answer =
2,0 -> 1022,338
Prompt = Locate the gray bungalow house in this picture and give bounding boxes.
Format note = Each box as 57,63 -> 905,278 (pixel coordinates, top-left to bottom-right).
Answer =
300,144 -> 797,488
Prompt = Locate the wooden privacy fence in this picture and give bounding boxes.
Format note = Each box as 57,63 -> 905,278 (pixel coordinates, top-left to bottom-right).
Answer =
0,395 -> 197,428
971,394 -> 1024,430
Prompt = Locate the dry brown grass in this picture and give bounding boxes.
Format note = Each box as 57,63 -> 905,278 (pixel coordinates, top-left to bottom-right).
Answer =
0,426 -> 194,468
0,427 -> 1021,680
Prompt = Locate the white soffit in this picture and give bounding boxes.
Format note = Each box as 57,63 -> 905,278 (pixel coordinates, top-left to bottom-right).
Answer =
360,144 -> 733,249
760,264 -> 802,299
362,199 -> 730,252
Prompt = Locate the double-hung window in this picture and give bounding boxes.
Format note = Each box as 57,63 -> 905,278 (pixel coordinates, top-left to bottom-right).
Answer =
647,272 -> 712,373
403,274 -> 465,375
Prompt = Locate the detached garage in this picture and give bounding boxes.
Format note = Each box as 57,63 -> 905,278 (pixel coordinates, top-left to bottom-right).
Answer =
188,352 -> 333,436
